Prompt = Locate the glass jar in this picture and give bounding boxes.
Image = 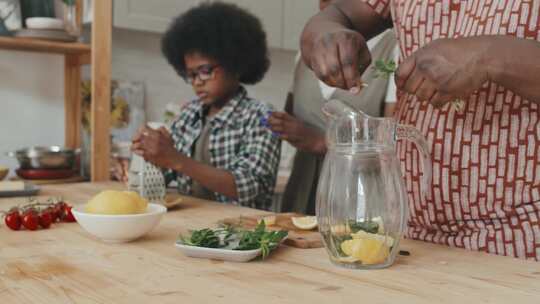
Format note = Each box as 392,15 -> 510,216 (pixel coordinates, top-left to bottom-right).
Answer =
62,2 -> 79,37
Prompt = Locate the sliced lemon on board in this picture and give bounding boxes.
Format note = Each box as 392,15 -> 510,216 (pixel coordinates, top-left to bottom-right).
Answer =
291,216 -> 318,230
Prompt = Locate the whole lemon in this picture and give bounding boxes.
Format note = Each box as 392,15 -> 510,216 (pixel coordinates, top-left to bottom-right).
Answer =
85,190 -> 148,215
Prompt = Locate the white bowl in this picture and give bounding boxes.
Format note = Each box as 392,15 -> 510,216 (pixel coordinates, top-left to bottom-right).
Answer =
72,203 -> 167,243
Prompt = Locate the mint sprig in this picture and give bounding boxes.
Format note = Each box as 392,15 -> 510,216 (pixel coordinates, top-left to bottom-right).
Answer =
178,221 -> 288,259
373,59 -> 464,111
373,59 -> 397,79
235,221 -> 288,259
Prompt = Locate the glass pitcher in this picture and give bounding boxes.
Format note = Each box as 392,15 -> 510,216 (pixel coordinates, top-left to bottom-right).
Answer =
317,99 -> 431,269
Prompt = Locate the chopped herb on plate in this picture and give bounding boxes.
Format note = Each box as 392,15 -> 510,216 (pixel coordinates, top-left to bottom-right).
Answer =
178,221 -> 288,259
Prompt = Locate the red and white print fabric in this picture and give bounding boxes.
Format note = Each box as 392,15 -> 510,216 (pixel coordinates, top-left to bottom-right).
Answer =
365,0 -> 540,260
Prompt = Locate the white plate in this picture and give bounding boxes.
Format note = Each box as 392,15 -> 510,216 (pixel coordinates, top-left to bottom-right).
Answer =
175,243 -> 262,262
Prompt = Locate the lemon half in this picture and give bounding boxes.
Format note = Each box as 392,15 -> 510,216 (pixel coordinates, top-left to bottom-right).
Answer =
85,190 -> 148,215
291,216 -> 318,230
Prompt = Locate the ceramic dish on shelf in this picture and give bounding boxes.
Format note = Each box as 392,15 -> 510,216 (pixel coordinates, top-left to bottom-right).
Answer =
25,17 -> 64,30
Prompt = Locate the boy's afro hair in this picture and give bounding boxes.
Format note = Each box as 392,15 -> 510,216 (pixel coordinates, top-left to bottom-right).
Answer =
162,2 -> 270,84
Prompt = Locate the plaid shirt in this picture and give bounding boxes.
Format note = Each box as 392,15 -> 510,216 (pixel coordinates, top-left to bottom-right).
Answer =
166,87 -> 281,210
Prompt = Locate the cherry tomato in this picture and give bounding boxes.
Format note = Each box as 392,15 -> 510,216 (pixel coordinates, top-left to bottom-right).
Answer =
62,205 -> 76,223
53,202 -> 66,222
4,209 -> 21,231
22,209 -> 39,231
49,205 -> 59,222
39,208 -> 54,229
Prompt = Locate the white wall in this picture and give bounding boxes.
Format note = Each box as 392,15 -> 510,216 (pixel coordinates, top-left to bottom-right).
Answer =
0,28 -> 297,176
0,50 -> 65,173
107,28 -> 296,121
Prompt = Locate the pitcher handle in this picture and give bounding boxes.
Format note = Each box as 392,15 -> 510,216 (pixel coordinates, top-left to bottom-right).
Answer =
395,125 -> 432,198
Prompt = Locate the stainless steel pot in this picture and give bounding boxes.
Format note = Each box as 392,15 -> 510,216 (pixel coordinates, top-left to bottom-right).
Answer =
6,146 -> 80,170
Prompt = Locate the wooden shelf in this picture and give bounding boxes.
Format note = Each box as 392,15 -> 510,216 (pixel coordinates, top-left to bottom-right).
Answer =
0,36 -> 90,55
0,0 -> 112,182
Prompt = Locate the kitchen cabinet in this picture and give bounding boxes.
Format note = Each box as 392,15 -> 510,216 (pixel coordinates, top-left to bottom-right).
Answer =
113,0 -> 319,51
114,0 -> 202,33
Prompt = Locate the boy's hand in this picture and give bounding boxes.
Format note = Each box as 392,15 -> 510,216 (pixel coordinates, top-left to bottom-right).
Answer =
266,112 -> 326,155
131,126 -> 181,169
111,157 -> 129,183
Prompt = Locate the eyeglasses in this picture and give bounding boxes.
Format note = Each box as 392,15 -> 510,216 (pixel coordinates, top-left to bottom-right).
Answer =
181,64 -> 220,84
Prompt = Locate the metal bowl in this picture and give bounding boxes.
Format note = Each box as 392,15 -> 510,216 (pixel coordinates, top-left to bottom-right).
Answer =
6,146 -> 80,170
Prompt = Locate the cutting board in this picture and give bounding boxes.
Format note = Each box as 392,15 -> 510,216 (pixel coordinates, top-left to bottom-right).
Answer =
221,213 -> 323,249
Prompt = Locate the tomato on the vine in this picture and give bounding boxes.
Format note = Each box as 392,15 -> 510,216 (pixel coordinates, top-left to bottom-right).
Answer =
62,205 -> 76,223
4,208 -> 22,231
39,208 -> 54,229
21,209 -> 39,231
53,202 -> 67,222
2,199 -> 76,231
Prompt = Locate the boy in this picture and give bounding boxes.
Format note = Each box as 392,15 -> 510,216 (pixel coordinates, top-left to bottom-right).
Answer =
132,2 -> 280,210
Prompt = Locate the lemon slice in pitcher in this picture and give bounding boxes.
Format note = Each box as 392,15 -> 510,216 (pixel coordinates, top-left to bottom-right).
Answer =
291,216 -> 318,230
351,230 -> 395,247
340,238 -> 390,265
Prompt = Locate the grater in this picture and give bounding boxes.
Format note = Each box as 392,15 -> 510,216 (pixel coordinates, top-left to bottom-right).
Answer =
127,122 -> 168,205
128,154 -> 166,205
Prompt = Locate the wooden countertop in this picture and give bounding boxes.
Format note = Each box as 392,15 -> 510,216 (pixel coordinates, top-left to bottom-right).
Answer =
0,182 -> 539,303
